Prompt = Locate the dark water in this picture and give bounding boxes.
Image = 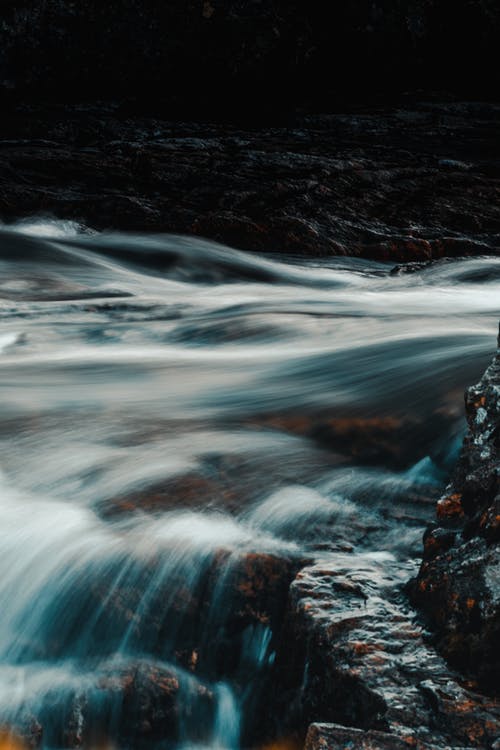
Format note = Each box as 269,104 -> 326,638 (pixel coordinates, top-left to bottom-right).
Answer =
0,219 -> 498,749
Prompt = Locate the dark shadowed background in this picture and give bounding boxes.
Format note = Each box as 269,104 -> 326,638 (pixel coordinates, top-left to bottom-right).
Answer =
1,0 -> 499,117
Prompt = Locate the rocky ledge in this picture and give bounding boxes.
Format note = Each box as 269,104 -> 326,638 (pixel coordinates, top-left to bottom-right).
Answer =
268,553 -> 500,749
413,330 -> 500,697
1,101 -> 500,259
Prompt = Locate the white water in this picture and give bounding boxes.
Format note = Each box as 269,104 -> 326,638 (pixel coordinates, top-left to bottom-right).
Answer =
0,219 -> 498,748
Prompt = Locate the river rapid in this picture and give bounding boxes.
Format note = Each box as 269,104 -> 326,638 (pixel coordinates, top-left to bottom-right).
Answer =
0,220 -> 498,750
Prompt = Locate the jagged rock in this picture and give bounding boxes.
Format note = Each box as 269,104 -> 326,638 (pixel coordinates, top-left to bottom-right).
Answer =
260,553 -> 500,749
419,680 -> 500,748
414,334 -> 500,695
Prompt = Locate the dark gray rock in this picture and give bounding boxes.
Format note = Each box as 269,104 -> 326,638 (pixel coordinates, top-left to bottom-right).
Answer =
414,332 -> 500,695
259,552 -> 500,748
1,103 -> 500,259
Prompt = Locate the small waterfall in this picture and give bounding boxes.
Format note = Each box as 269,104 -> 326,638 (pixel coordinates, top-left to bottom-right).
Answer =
211,683 -> 241,750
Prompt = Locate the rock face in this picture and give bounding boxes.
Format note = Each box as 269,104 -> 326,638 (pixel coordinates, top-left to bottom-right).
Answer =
1,2 -> 499,113
414,333 -> 500,696
263,553 -> 500,749
1,102 -> 500,258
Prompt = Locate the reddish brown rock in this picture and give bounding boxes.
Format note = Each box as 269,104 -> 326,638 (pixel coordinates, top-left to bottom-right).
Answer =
419,680 -> 500,748
100,471 -> 242,518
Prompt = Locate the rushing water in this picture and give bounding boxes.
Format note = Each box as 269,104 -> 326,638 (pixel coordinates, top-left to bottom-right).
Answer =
0,219 -> 498,749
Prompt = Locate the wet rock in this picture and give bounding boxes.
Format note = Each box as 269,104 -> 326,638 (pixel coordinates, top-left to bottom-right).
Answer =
414,336 -> 500,695
252,408 -> 459,469
305,723 -> 424,750
1,103 -> 500,259
419,680 -> 500,748
1,664 -> 210,749
99,471 -> 242,518
95,662 -> 212,745
202,551 -> 304,681
80,545 -> 301,685
33,661 -> 213,749
390,261 -> 433,276
307,415 -> 429,467
261,553 -> 500,749
97,444 -> 338,522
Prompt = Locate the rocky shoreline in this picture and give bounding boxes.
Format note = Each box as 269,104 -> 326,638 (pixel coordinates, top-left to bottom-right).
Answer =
413,331 -> 500,698
1,100 -> 500,260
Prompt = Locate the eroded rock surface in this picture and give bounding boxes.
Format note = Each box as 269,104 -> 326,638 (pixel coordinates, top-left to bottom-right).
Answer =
1,102 -> 499,259
267,554 -> 500,749
414,335 -> 500,695
305,723 -> 426,750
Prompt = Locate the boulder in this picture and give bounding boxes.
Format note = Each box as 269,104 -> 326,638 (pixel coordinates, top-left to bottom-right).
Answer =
257,552 -> 500,748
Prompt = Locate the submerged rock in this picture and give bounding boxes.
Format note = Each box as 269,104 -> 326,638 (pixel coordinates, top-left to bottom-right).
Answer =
414,334 -> 500,695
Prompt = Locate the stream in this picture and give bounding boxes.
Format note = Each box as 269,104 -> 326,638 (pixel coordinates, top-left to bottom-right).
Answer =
0,219 -> 498,749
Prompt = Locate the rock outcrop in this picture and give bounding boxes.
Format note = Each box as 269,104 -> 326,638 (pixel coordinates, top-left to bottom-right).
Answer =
263,554 -> 500,749
1,102 -> 499,258
414,331 -> 500,696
